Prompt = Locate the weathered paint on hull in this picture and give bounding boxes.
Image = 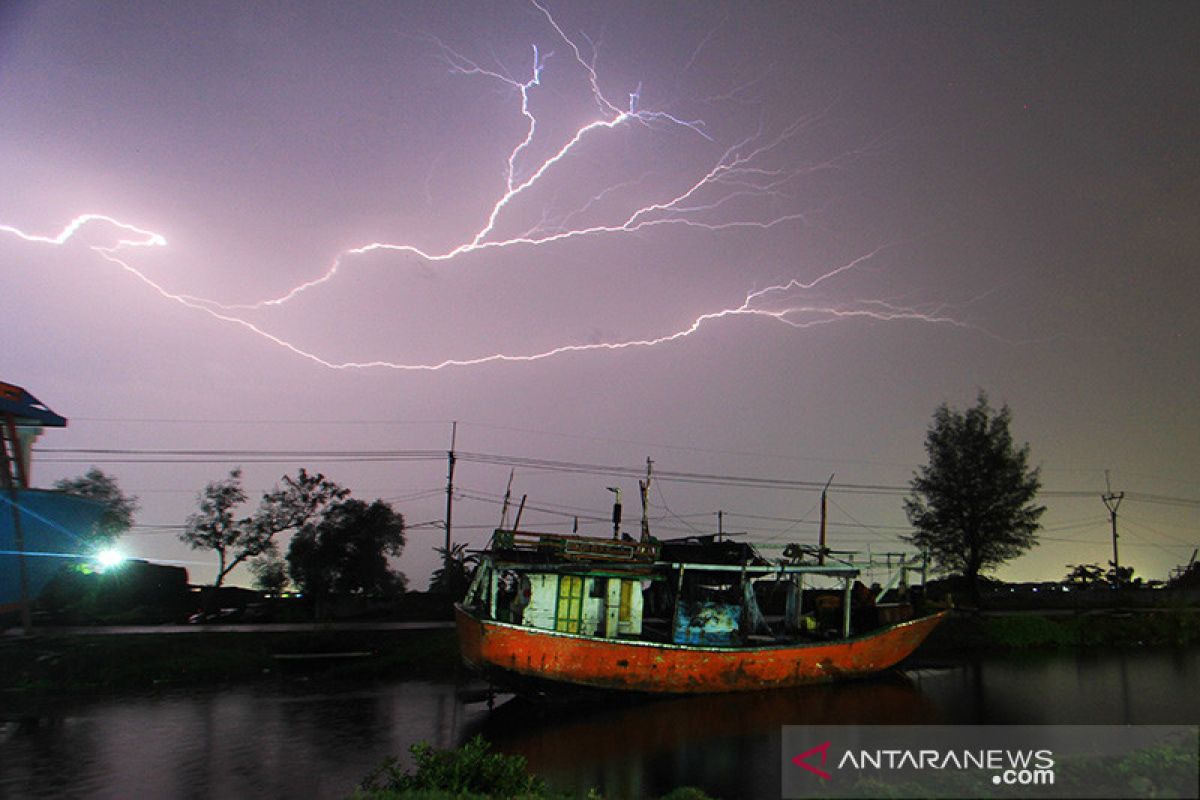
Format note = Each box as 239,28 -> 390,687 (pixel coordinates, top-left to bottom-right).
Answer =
455,605 -> 946,694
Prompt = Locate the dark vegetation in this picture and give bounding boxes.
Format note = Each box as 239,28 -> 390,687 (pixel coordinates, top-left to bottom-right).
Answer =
51,467 -> 139,547
904,393 -> 1044,607
354,735 -> 717,800
920,608 -> 1200,654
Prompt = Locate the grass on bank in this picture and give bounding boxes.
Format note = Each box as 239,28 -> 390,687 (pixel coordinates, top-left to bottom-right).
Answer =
922,609 -> 1200,653
353,735 -> 717,800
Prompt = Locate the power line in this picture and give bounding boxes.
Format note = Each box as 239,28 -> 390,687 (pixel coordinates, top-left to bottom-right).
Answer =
32,445 -> 1200,507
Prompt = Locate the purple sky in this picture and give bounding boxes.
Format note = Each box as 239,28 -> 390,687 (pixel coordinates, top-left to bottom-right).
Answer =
3,1 -> 1197,589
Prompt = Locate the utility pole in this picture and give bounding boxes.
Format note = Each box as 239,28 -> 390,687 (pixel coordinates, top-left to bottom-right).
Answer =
818,474 -> 835,565
717,509 -> 724,542
1102,471 -> 1124,585
444,421 -> 457,566
639,457 -> 653,542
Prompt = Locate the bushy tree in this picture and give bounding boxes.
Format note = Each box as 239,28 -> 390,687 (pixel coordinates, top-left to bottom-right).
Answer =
429,542 -> 477,596
53,467 -> 139,547
903,393 -> 1045,606
180,468 -> 348,587
287,498 -> 406,615
250,554 -> 289,594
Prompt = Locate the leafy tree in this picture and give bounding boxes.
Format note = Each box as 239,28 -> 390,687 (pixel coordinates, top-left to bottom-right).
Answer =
52,467 -> 139,547
429,542 -> 477,596
250,554 -> 289,594
287,499 -> 406,615
1065,562 -> 1138,588
903,393 -> 1045,607
1064,563 -> 1106,588
180,468 -> 348,587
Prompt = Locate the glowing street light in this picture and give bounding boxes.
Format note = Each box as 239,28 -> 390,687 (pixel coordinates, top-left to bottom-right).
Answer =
94,548 -> 126,571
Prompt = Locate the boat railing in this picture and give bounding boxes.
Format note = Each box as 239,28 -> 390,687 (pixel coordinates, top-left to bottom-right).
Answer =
491,528 -> 659,563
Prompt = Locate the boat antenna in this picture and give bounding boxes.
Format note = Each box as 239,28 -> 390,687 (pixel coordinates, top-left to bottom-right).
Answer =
499,469 -> 515,529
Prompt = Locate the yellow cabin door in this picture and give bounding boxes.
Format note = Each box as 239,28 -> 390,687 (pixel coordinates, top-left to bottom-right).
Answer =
619,579 -> 634,623
555,575 -> 584,633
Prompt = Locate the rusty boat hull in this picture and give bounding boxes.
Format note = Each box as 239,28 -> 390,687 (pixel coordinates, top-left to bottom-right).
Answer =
455,604 -> 946,694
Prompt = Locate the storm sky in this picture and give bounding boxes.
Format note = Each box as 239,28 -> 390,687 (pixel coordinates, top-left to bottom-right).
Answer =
3,0 -> 1197,588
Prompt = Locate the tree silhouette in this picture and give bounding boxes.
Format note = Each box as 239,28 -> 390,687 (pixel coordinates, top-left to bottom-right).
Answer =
53,467 -> 139,548
180,468 -> 347,587
904,393 -> 1045,607
287,498 -> 406,618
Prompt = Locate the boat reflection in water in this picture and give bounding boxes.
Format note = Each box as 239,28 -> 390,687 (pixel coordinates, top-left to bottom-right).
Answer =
466,671 -> 942,799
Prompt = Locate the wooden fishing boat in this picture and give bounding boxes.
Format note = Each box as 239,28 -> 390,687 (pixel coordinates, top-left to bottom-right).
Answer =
456,526 -> 946,695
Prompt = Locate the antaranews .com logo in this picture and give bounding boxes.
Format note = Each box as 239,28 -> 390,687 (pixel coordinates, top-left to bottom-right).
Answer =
781,725 -> 1197,799
792,739 -> 1054,785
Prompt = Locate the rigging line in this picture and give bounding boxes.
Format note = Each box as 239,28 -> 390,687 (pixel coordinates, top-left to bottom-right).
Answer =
71,417 -> 453,426
35,456 -> 445,465
457,420 -> 918,470
455,485 -> 615,517
827,496 -> 906,542
652,483 -> 709,536
725,510 -> 913,531
759,497 -> 821,543
37,447 -> 447,457
455,491 -> 610,522
456,451 -> 1109,498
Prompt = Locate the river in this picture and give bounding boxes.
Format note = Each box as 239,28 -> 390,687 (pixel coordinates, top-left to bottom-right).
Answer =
2,647 -> 1197,799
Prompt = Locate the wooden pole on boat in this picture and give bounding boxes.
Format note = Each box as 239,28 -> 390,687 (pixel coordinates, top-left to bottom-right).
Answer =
818,474 -> 834,565
842,576 -> 853,638
498,469 -> 514,529
513,494 -> 527,531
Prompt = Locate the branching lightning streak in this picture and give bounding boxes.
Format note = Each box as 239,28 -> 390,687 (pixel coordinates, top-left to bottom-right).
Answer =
1,2 -> 972,370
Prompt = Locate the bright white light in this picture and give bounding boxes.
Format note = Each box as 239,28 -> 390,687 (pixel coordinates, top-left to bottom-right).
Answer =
95,549 -> 126,570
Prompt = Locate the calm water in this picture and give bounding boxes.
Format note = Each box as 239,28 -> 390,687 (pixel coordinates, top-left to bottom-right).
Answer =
2,648 -> 1197,799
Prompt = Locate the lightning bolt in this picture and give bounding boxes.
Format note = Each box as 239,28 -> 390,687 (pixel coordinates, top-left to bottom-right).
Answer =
1,2 -> 974,371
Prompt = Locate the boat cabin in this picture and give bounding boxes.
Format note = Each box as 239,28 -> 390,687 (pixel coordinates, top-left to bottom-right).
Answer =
463,529 -> 875,646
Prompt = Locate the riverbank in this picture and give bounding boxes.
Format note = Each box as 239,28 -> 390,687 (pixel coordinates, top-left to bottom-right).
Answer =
920,607 -> 1200,654
0,627 -> 462,693
4,609 -> 1198,694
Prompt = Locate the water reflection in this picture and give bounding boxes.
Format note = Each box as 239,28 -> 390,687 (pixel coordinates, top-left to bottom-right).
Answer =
1,648 -> 1197,800
0,681 -> 485,800
469,674 -> 942,799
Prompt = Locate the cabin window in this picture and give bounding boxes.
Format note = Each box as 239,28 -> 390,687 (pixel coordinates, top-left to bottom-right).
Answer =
555,575 -> 585,633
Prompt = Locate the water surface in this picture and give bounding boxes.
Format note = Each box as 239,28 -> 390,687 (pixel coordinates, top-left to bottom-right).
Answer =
2,648 -> 1196,799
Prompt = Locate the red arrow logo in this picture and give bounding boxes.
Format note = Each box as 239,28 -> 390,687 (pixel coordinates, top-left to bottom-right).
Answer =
791,741 -> 832,780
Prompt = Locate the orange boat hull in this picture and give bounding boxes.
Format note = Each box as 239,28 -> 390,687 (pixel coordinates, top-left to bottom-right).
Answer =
456,605 -> 946,694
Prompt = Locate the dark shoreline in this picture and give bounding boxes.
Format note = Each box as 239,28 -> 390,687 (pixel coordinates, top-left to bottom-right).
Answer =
0,627 -> 463,694
3,608 -> 1198,694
